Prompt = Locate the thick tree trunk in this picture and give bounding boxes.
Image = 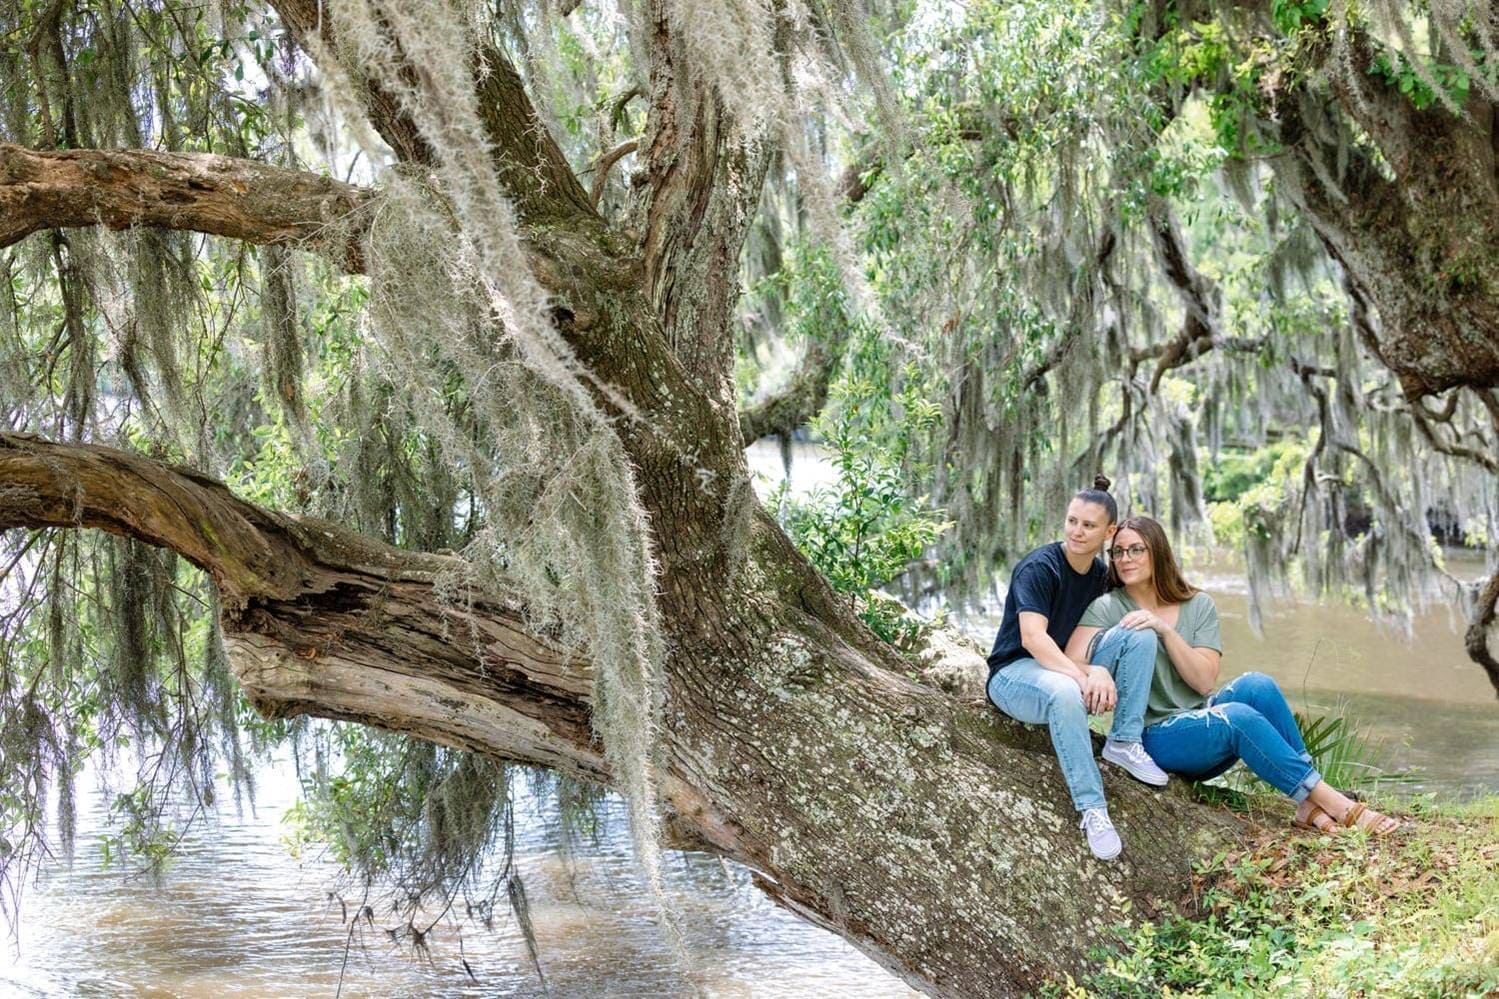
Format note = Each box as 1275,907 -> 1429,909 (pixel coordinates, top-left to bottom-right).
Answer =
0,430 -> 1239,996
1269,32 -> 1499,400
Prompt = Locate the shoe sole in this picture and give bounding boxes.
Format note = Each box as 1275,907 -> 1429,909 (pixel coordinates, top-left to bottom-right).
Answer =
1102,750 -> 1169,787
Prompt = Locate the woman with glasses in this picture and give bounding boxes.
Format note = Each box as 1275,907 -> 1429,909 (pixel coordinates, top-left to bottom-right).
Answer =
986,477 -> 1171,861
1064,515 -> 1400,835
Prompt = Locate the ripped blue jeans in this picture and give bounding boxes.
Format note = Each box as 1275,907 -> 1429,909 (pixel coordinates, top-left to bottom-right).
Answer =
1141,671 -> 1322,802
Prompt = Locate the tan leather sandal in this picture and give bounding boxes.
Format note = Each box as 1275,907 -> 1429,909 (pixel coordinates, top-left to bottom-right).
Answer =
1339,801 -> 1401,836
1293,800 -> 1338,833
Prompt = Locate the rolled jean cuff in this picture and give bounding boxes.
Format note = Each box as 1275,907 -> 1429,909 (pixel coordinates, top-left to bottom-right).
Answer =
1289,766 -> 1322,804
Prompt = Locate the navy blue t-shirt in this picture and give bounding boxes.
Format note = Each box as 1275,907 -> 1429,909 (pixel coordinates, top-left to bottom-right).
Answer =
986,541 -> 1108,679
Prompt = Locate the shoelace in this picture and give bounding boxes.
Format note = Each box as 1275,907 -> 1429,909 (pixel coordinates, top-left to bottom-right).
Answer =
1081,810 -> 1112,834
1116,743 -> 1152,765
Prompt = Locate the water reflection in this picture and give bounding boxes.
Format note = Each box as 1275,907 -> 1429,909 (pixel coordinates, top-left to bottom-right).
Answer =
2,766 -> 920,997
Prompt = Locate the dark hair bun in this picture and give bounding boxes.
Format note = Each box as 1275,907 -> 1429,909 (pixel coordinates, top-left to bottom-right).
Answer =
1093,474 -> 1112,492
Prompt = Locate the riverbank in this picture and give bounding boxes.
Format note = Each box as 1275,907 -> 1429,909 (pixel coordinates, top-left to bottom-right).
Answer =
1056,795 -> 1499,997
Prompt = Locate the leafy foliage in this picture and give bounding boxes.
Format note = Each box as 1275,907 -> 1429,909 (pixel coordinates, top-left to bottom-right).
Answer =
1052,801 -> 1499,997
775,399 -> 950,647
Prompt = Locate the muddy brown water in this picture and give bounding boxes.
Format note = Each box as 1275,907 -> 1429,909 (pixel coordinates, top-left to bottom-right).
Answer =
2,445 -> 1492,995
1,770 -> 925,997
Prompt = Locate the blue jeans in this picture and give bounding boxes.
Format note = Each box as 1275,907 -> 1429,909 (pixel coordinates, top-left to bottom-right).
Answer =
986,627 -> 1157,812
1142,671 -> 1322,802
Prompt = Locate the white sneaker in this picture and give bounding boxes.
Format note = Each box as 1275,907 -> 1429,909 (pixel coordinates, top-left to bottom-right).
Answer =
1080,808 -> 1121,861
1103,739 -> 1169,787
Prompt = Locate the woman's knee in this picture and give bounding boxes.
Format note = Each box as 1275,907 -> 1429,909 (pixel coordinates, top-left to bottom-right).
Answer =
1213,701 -> 1270,741
1222,671 -> 1281,701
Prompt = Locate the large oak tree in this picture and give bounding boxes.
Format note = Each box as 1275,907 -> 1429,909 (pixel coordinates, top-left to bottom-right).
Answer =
1,1 -> 1495,995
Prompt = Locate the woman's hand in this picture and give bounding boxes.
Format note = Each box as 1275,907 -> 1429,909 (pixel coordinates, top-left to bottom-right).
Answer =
1119,608 -> 1168,634
1080,665 -> 1117,714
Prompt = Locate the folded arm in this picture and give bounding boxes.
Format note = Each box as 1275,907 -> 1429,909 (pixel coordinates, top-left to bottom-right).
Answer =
1116,608 -> 1220,695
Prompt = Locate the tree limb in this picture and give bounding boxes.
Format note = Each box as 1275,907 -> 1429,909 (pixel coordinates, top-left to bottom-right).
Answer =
266,0 -> 593,223
1466,564 -> 1499,698
1408,403 -> 1499,474
589,139 -> 638,208
738,329 -> 846,444
1145,199 -> 1223,392
608,85 -> 642,133
0,144 -> 373,271
0,430 -> 607,779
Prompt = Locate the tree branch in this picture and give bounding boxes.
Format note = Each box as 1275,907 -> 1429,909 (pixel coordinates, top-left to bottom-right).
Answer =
0,144 -> 373,271
738,329 -> 847,445
1145,199 -> 1224,392
1408,403 -> 1499,474
0,430 -> 608,779
589,139 -> 638,208
266,0 -> 593,223
1466,565 -> 1499,698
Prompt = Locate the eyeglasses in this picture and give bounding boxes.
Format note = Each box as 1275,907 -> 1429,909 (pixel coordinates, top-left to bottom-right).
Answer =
1108,544 -> 1149,561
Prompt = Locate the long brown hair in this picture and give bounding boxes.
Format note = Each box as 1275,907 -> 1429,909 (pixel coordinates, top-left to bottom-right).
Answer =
1107,515 -> 1199,604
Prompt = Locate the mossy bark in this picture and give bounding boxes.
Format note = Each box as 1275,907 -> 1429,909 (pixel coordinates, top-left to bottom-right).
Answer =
1265,29 -> 1499,399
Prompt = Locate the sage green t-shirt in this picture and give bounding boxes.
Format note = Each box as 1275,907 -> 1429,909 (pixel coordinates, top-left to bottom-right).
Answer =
1078,590 -> 1222,728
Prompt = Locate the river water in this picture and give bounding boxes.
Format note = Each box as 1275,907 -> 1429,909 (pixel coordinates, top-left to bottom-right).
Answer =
2,440 -> 1494,996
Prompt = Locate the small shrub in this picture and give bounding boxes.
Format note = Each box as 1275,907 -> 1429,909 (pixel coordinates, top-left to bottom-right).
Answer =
773,409 -> 950,648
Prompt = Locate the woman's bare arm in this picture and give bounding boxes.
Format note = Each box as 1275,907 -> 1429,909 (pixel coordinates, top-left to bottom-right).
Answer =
1064,625 -> 1100,665
1118,608 -> 1221,694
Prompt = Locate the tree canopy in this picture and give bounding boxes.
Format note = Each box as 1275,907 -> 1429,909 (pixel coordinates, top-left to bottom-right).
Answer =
0,0 -> 1496,991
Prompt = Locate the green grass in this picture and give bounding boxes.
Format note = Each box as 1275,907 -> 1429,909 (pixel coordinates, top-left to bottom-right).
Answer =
1050,797 -> 1499,997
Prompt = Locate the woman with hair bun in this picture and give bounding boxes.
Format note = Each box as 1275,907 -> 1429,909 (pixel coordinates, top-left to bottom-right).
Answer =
986,476 -> 1170,861
1066,515 -> 1401,836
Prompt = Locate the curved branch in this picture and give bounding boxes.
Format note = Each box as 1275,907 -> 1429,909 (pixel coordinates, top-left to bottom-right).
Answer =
738,330 -> 845,444
1465,565 -> 1499,698
608,85 -> 642,133
589,139 -> 638,208
1,430 -> 318,600
0,431 -> 604,780
1408,404 -> 1499,474
1146,199 -> 1222,392
0,144 -> 373,270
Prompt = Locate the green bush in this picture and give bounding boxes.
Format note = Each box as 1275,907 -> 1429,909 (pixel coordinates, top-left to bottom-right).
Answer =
773,407 -> 950,649
1201,440 -> 1306,504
